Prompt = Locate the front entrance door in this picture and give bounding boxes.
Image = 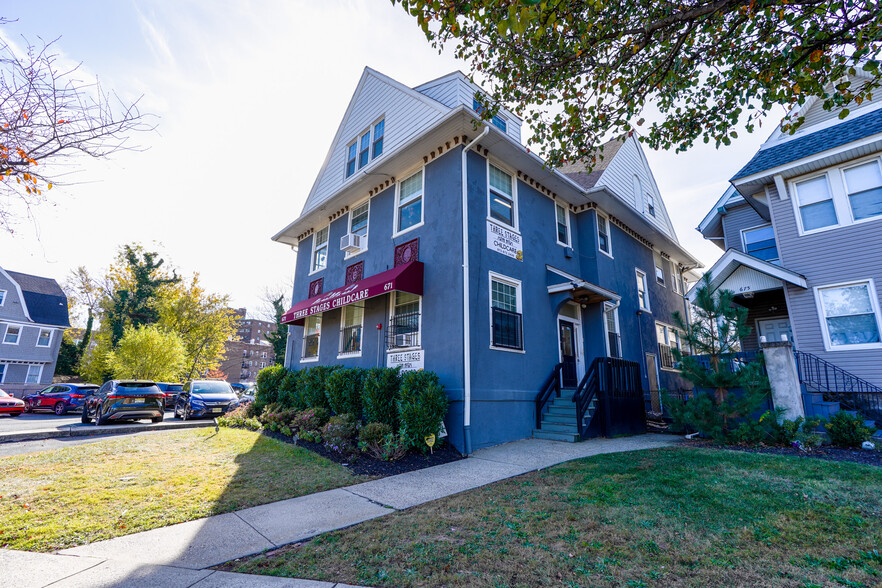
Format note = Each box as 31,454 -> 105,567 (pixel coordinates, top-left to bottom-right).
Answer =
559,319 -> 578,388
646,353 -> 661,413
758,317 -> 793,344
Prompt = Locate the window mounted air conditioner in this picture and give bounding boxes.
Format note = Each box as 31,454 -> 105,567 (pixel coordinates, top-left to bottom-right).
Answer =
340,233 -> 363,253
394,333 -> 417,348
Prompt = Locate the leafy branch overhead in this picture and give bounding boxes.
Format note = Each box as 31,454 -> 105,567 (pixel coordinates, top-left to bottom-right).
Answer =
393,0 -> 882,168
0,26 -> 153,232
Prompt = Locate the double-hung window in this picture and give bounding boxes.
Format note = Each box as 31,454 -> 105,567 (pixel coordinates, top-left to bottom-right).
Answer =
646,192 -> 656,217
0,363 -> 5,383
654,253 -> 665,286
555,203 -> 570,246
742,225 -> 779,263
302,315 -> 322,360
311,226 -> 329,273
25,365 -> 42,384
0,290 -> 5,306
490,274 -> 523,350
3,325 -> 20,345
488,164 -> 516,228
389,292 -> 421,349
794,175 -> 837,231
656,323 -> 681,369
670,261 -> 682,294
347,200 -> 369,255
345,119 -> 386,178
597,213 -> 612,256
816,280 -> 882,350
396,170 -> 423,234
472,98 -> 507,132
843,160 -> 882,221
636,270 -> 650,311
37,329 -> 52,347
605,305 -> 621,358
339,304 -> 364,355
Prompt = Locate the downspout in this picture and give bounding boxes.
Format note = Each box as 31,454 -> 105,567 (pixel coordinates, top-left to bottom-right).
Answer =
461,125 -> 489,456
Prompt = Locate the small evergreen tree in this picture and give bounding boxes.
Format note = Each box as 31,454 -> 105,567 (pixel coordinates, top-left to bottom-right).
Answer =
265,294 -> 288,365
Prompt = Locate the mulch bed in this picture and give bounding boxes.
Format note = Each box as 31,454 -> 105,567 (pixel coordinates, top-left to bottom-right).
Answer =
688,438 -> 882,468
259,428 -> 464,477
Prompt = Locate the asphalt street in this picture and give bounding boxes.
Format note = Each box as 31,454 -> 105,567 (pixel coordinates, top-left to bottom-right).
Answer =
0,430 -> 171,456
0,408 -> 177,433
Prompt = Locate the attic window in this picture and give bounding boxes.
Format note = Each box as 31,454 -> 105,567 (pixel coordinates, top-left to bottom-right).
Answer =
473,99 -> 507,133
345,118 -> 385,178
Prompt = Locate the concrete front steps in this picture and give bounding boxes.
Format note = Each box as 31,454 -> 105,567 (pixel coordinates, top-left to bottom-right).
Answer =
533,390 -> 597,442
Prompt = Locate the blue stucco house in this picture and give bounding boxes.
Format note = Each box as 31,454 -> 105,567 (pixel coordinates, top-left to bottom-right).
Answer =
273,68 -> 700,452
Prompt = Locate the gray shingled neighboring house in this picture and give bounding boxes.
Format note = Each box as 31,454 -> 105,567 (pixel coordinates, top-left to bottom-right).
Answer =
0,267 -> 70,397
694,67 -> 882,389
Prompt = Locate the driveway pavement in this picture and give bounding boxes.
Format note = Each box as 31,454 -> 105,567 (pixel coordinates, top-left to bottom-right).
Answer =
1,434 -> 679,587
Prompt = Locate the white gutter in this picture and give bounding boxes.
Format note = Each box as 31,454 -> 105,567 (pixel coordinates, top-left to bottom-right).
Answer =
461,125 -> 489,456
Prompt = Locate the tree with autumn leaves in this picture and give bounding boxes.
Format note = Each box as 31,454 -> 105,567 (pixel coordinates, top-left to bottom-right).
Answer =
69,244 -> 237,384
0,17 -> 150,232
394,0 -> 881,168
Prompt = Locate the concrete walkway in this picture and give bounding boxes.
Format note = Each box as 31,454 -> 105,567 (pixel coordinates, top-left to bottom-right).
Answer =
5,434 -> 678,587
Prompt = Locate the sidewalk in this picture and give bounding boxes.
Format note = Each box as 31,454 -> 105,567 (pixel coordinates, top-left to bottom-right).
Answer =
4,434 -> 678,587
0,419 -> 214,443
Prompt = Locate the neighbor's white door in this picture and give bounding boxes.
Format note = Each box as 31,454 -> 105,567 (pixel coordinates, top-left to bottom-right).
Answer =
758,318 -> 793,344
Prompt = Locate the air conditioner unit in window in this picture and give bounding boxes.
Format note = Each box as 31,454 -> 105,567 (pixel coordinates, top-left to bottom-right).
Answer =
394,333 -> 417,348
340,233 -> 363,253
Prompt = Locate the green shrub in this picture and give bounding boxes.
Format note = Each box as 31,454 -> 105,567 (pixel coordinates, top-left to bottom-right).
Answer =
325,368 -> 365,417
365,432 -> 408,461
363,367 -> 401,429
826,411 -> 876,448
291,407 -> 330,432
217,405 -> 262,431
298,366 -> 339,410
398,370 -> 448,452
665,386 -> 769,443
255,365 -> 288,413
277,369 -> 303,410
259,404 -> 299,429
322,413 -> 358,454
358,422 -> 392,449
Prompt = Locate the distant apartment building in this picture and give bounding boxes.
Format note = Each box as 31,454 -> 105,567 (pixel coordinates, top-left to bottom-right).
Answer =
219,308 -> 277,382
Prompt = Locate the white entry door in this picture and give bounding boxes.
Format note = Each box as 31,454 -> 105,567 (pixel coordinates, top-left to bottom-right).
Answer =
758,318 -> 793,344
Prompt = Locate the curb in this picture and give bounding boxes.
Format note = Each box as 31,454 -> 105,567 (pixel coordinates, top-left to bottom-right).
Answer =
0,420 -> 215,443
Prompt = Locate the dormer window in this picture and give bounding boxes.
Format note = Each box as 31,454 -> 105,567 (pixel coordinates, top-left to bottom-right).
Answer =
473,99 -> 507,133
345,118 -> 385,179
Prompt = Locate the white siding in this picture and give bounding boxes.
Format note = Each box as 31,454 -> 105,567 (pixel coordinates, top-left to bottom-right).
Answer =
595,137 -> 678,242
719,265 -> 783,294
722,203 -> 768,251
301,71 -> 450,216
415,77 -> 460,109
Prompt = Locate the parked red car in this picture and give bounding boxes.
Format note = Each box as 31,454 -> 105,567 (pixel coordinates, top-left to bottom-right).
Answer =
23,383 -> 99,415
0,389 -> 25,417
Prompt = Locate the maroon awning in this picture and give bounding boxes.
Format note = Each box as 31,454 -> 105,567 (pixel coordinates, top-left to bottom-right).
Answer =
282,261 -> 424,325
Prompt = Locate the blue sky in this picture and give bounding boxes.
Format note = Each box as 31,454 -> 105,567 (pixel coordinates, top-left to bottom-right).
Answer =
1,1 -> 780,324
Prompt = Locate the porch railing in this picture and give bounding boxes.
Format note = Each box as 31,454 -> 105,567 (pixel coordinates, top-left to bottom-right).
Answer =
689,351 -> 763,373
572,357 -> 643,439
795,349 -> 882,421
535,363 -> 563,429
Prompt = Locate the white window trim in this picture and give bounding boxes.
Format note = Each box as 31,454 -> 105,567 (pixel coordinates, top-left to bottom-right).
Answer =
338,305 -> 365,359
554,202 -> 571,247
636,269 -> 651,312
25,364 -> 43,384
813,278 -> 882,352
671,262 -> 682,295
300,315 -> 322,362
392,166 -> 425,238
789,155 -> 882,236
0,362 -> 6,383
388,292 -> 423,351
603,304 -> 621,357
654,254 -> 666,287
36,328 -> 53,348
740,222 -> 779,263
486,160 -> 520,233
2,324 -> 21,345
344,198 -> 371,260
0,289 -> 6,306
597,211 -> 613,259
309,225 -> 330,276
344,119 -> 385,181
488,271 -> 525,353
655,321 -> 682,372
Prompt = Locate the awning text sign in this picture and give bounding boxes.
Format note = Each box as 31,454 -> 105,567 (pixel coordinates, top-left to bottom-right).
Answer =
487,221 -> 523,261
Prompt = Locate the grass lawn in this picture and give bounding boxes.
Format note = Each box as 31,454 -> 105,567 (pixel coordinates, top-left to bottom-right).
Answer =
233,447 -> 882,588
0,428 -> 363,552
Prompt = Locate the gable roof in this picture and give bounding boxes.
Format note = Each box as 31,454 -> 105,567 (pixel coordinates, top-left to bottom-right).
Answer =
686,249 -> 807,301
696,185 -> 745,242
732,107 -> 882,181
558,139 -> 625,190
5,270 -> 69,327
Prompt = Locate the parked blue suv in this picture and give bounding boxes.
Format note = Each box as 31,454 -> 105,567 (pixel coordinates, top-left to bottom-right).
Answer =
174,380 -> 238,420
23,383 -> 99,415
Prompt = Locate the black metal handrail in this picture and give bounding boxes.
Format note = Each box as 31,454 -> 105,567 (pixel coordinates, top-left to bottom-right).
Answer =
572,368 -> 597,438
795,349 -> 882,420
572,357 -> 643,439
535,363 -> 563,429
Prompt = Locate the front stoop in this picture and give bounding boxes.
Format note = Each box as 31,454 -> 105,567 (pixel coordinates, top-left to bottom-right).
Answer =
534,390 -> 596,443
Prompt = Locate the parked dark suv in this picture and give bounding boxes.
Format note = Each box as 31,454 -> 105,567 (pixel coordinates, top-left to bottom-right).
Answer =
81,380 -> 165,425
155,382 -> 183,410
174,380 -> 238,420
23,383 -> 99,415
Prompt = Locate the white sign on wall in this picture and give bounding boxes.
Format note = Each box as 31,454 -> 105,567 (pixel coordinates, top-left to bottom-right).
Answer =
387,349 -> 424,372
487,221 -> 523,261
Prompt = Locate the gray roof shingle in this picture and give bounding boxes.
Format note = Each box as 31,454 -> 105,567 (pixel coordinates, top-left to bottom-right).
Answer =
6,270 -> 70,328
732,108 -> 882,181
